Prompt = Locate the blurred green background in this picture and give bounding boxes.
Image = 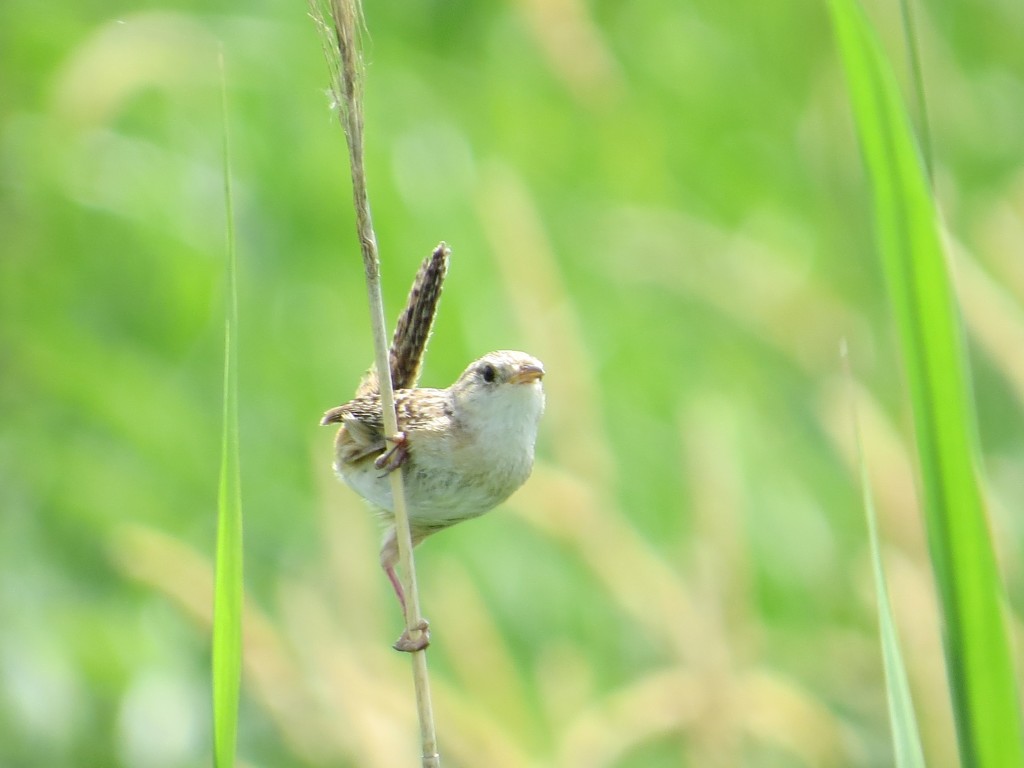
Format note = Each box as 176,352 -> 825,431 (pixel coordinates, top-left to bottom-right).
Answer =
2,0 -> 1023,765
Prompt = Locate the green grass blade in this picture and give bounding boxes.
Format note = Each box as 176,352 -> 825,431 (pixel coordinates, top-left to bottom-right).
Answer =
212,50 -> 243,768
846,344 -> 926,768
828,3 -> 1024,766
865,484 -> 927,768
897,0 -> 932,182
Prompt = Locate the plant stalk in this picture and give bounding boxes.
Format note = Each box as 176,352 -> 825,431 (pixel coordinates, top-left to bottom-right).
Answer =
312,0 -> 439,763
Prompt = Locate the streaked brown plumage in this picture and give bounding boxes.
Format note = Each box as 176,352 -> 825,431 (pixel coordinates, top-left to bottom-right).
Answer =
357,242 -> 449,397
322,350 -> 545,570
321,245 -> 545,651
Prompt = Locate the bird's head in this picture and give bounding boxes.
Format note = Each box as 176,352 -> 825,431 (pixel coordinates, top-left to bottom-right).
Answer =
450,350 -> 546,433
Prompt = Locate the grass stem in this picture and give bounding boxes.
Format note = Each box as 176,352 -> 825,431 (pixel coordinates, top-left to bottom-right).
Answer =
212,48 -> 243,768
311,0 -> 439,763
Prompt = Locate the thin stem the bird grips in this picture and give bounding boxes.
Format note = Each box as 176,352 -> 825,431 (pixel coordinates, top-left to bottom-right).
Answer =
310,0 -> 440,763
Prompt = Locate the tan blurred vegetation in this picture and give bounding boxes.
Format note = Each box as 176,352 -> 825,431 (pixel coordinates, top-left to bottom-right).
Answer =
1,0 -> 1023,765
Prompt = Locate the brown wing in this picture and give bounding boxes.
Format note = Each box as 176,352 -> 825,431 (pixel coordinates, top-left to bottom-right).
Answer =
322,394 -> 387,464
321,389 -> 453,463
321,395 -> 384,430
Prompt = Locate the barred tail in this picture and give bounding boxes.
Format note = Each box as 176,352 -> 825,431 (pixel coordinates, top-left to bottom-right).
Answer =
357,242 -> 450,396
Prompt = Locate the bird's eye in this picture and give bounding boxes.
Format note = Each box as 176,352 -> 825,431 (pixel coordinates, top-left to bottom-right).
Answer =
480,364 -> 496,383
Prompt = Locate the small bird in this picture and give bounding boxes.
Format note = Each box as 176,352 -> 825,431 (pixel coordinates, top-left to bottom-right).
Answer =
321,350 -> 546,649
320,245 -> 545,650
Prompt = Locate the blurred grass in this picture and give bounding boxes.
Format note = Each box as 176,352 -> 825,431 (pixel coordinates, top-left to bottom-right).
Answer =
2,0 -> 1023,766
830,0 -> 1024,763
847,340 -> 926,768
212,52 -> 242,768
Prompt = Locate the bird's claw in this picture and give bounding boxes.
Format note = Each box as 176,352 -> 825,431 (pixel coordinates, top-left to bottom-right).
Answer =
375,431 -> 409,474
393,619 -> 430,652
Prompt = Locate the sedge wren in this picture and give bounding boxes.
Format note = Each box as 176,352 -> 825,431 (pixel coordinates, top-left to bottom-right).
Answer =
321,245 -> 545,650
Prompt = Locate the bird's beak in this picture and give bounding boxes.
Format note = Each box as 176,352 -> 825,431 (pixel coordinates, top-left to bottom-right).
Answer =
510,364 -> 545,384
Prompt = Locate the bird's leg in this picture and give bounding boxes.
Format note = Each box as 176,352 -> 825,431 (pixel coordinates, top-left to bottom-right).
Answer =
385,561 -> 407,612
389,568 -> 430,652
374,431 -> 409,474
381,530 -> 430,652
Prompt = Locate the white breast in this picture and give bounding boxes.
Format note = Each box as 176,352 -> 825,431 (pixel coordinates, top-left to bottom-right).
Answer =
339,379 -> 544,532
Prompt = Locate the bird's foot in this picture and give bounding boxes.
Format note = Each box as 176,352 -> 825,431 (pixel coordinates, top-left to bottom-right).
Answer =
375,431 -> 409,474
393,619 -> 430,653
